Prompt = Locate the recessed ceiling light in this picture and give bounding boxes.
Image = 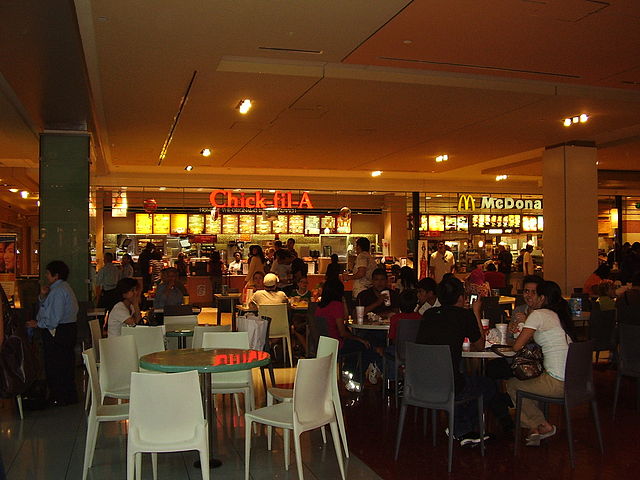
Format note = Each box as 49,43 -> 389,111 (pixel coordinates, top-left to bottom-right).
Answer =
268,189 -> 276,193
564,113 -> 589,127
403,40 -> 413,45
425,196 -> 431,200
237,99 -> 252,114
37,200 -> 40,207
371,170 -> 382,177
495,174 -> 508,181
200,148 -> 212,157
436,194 -> 443,197
159,186 -> 166,191
435,154 -> 449,162
8,188 -> 18,193
20,191 -> 28,198
184,165 -> 193,171
233,188 -> 241,192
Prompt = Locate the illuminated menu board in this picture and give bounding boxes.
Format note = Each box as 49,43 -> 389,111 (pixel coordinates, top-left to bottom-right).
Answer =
222,215 -> 239,234
305,216 -> 320,235
445,215 -> 457,232
170,214 -> 188,235
472,214 -> 521,229
205,214 -> 221,234
153,214 -> 170,234
336,216 -> 351,234
289,215 -> 304,234
420,215 -> 428,231
428,215 -> 445,232
135,214 -> 153,234
321,215 -> 335,232
239,215 -> 255,234
457,215 -> 469,232
522,215 -> 544,232
255,216 -> 272,234
188,214 -> 205,234
273,216 -> 288,234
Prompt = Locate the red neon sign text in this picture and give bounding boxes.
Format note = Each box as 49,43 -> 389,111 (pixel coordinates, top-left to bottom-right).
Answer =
209,190 -> 314,209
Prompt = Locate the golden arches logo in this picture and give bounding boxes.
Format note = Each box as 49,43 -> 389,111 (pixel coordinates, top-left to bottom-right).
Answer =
457,194 -> 476,211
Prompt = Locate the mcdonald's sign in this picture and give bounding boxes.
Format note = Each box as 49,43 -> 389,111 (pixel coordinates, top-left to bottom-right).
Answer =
458,194 -> 476,211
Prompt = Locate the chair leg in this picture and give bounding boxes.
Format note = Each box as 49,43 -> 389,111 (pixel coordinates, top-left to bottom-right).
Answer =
330,421 -> 346,480
83,420 -> 99,480
595,351 -> 600,364
268,363 -> 276,388
320,426 -> 327,444
84,387 -> 91,411
267,393 -> 274,451
478,395 -> 485,457
613,373 -> 622,419
244,419 -> 252,480
234,393 -> 242,416
286,336 -> 293,368
199,447 -> 210,480
126,448 -> 136,480
514,392 -> 522,456
394,363 -> 399,408
260,367 -> 268,402
447,410 -> 454,473
151,453 -> 158,480
423,408 -> 428,436
394,404 -> 407,460
135,453 -> 142,480
293,431 -> 304,480
591,400 -> 604,453
432,409 -> 437,447
333,391 -> 349,458
284,428 -> 290,471
564,406 -> 575,468
16,395 -> 23,420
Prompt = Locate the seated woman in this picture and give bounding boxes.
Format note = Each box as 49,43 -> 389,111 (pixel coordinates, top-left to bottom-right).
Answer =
584,263 -> 610,296
315,280 -> 382,389
505,280 -> 573,446
465,266 -> 491,297
108,278 -> 142,336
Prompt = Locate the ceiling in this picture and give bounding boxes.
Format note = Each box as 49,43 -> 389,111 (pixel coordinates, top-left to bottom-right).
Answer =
1,0 -> 640,217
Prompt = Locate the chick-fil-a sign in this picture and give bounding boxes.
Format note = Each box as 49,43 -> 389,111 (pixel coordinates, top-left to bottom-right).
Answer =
209,190 -> 314,209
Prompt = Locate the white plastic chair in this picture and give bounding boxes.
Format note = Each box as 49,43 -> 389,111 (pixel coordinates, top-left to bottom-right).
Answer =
121,325 -> 165,357
267,336 -> 349,458
202,332 -> 255,417
164,314 -> 198,349
127,370 -> 209,480
258,304 -> 293,367
245,354 -> 346,480
98,335 -> 139,403
193,324 -> 231,349
86,319 -> 103,409
82,348 -> 129,480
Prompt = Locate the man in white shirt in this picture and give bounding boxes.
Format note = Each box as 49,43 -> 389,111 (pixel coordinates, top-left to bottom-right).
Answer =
250,273 -> 288,307
523,245 -> 535,276
415,277 -> 441,315
352,237 -> 378,298
429,241 -> 455,283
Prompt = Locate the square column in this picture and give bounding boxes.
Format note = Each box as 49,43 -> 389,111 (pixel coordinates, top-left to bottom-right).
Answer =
383,194 -> 408,259
542,143 -> 598,294
39,133 -> 90,301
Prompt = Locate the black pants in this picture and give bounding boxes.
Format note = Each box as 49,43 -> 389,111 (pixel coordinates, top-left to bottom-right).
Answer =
41,323 -> 77,404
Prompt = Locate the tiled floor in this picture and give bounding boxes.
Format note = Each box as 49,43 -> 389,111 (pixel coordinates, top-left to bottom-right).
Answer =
0,366 -> 380,479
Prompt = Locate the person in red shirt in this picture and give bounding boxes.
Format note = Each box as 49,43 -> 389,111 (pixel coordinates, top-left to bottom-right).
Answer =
388,290 -> 422,342
483,263 -> 506,290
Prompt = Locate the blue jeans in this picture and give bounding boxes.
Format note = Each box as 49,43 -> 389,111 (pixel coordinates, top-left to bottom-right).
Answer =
454,375 -> 497,438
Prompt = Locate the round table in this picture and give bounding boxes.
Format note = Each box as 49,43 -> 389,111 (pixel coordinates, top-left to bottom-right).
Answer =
349,321 -> 390,331
165,329 -> 194,349
140,348 -> 270,468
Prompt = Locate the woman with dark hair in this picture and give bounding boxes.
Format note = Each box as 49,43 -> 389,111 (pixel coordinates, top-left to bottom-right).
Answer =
316,280 -> 381,388
209,250 -> 225,294
583,263 -> 611,296
397,265 -> 418,293
245,245 -> 265,288
107,277 -> 141,336
506,280 -> 573,446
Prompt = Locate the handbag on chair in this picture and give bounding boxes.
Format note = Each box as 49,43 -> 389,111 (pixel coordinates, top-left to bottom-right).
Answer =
491,343 -> 544,380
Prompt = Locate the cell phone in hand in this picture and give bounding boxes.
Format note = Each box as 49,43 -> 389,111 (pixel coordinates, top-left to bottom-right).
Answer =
469,294 -> 479,305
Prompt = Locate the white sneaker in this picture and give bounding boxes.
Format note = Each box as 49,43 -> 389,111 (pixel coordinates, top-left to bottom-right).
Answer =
367,363 -> 379,384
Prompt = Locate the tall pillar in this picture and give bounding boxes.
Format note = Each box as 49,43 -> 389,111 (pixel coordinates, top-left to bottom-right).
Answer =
542,142 -> 598,294
39,133 -> 90,302
383,194 -> 408,259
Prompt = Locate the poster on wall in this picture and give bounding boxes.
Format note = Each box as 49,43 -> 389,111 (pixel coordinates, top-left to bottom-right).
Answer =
0,234 -> 17,296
